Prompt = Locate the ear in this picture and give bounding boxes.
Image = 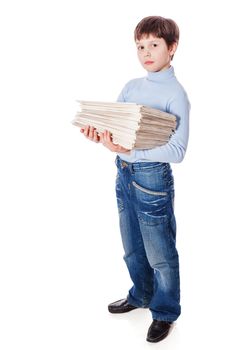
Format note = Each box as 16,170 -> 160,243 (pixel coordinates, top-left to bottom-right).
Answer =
169,42 -> 178,57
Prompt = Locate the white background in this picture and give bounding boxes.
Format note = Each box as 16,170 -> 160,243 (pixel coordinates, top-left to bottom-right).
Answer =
0,0 -> 249,349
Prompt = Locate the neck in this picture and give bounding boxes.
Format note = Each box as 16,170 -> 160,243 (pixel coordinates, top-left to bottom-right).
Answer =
146,66 -> 175,83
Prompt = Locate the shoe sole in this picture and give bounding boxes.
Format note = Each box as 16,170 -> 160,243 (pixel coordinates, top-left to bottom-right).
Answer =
108,306 -> 138,314
146,329 -> 170,343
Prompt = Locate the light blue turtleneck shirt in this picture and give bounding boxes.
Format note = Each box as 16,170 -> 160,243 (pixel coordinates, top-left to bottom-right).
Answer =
116,66 -> 190,163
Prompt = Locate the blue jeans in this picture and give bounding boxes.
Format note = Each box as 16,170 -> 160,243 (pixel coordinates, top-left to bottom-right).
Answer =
115,155 -> 180,322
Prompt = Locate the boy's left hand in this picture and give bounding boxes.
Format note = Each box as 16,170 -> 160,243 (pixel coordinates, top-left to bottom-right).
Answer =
99,130 -> 131,154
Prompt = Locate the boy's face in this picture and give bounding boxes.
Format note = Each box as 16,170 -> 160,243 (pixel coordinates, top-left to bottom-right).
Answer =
135,34 -> 177,72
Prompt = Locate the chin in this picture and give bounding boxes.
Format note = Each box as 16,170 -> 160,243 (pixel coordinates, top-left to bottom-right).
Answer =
144,66 -> 159,72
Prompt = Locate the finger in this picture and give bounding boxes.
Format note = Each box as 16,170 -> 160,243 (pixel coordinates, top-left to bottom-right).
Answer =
105,131 -> 112,142
104,135 -> 113,148
93,129 -> 100,142
89,126 -> 95,139
80,125 -> 86,132
84,125 -> 90,137
99,132 -> 104,143
104,131 -> 113,145
101,132 -> 114,151
103,130 -> 108,142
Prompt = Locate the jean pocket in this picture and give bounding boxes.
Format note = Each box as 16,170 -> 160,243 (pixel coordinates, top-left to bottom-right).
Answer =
132,181 -> 167,196
132,181 -> 169,226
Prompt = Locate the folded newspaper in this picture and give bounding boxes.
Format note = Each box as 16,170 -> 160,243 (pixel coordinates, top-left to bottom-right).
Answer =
72,101 -> 177,150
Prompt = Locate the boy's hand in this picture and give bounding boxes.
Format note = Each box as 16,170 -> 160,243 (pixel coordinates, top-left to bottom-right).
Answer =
80,126 -> 131,154
80,125 -> 100,143
99,130 -> 131,154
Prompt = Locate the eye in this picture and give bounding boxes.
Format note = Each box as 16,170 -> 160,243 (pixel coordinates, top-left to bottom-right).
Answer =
137,45 -> 144,50
152,43 -> 158,47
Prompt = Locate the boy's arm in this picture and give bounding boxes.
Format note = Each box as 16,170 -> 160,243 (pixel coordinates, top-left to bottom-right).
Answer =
133,91 -> 190,163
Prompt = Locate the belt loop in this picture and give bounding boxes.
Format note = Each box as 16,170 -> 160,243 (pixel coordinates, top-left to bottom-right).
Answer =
131,162 -> 135,173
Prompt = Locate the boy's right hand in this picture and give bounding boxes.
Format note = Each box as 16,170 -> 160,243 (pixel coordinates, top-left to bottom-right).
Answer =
80,125 -> 131,155
80,125 -> 100,143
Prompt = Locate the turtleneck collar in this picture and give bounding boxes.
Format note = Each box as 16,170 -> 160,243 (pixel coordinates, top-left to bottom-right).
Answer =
146,65 -> 175,83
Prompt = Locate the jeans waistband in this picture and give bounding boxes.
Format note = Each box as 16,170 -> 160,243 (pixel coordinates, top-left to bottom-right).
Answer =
115,155 -> 170,172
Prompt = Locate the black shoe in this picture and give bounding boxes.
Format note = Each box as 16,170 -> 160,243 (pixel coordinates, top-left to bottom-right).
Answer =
146,320 -> 172,343
108,298 -> 138,314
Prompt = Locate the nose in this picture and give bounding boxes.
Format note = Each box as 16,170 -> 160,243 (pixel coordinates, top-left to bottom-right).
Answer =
144,49 -> 151,57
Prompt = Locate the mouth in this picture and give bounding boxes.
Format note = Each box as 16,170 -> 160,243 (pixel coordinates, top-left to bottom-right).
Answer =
144,61 -> 154,65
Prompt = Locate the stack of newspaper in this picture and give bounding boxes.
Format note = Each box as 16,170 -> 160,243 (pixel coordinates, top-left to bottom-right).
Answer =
72,101 -> 176,150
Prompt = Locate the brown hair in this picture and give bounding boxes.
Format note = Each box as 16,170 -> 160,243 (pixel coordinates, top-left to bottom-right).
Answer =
134,16 -> 180,60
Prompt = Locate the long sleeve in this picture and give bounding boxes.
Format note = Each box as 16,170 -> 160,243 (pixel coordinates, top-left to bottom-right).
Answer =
133,91 -> 190,163
116,88 -> 125,103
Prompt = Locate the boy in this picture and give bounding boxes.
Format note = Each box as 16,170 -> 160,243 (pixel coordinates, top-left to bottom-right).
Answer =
81,16 -> 190,343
